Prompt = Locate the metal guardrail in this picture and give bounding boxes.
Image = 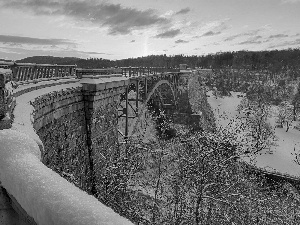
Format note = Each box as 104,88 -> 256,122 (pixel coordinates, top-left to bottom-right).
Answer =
0,62 -> 181,81
120,67 -> 180,77
76,68 -> 122,78
0,62 -> 77,83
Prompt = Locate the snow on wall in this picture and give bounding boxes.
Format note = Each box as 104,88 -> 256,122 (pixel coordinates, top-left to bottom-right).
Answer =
0,130 -> 133,225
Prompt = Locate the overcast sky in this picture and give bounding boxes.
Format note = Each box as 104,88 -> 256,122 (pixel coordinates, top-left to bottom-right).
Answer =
0,0 -> 299,60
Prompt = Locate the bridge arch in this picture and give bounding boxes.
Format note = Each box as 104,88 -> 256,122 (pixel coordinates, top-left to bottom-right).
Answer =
128,79 -> 177,140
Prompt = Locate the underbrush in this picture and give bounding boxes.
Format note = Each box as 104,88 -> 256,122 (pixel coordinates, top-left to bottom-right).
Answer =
93,129 -> 300,224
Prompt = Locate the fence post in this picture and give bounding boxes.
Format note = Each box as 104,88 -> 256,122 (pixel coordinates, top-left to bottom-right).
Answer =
0,72 -> 5,120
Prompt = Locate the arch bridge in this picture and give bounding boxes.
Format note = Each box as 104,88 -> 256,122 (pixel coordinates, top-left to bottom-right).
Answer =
0,62 -> 200,225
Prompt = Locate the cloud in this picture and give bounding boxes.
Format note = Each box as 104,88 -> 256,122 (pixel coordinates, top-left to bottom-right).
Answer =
194,19 -> 230,38
0,34 -> 109,59
0,35 -> 74,46
154,29 -> 181,38
0,45 -> 110,60
201,31 -> 222,37
281,0 -> 300,3
175,7 -> 190,15
175,39 -> 189,44
0,0 -> 171,35
237,35 -> 262,45
76,50 -> 110,55
239,40 -> 262,45
224,29 -> 262,41
268,38 -> 300,49
269,34 -> 289,38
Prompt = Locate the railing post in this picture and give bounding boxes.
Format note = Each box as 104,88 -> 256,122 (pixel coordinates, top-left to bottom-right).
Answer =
23,66 -> 28,81
32,66 -> 37,80
15,67 -> 20,81
50,67 -> 54,78
61,67 -> 64,77
136,79 -> 139,117
46,67 -> 50,78
40,67 -> 44,79
129,66 -> 132,77
125,86 -> 129,141
64,67 -> 68,77
19,67 -> 24,81
0,72 -> 5,120
41,67 -> 45,78
29,67 -> 33,80
145,77 -> 148,98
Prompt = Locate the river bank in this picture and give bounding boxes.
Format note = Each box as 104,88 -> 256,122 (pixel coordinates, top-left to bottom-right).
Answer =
207,91 -> 300,178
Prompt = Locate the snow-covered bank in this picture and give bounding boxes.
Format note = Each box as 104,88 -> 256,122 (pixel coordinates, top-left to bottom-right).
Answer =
207,91 -> 300,178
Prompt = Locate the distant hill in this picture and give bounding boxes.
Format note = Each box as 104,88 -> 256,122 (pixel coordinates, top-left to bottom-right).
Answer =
0,59 -> 14,62
16,56 -> 80,65
16,56 -> 116,68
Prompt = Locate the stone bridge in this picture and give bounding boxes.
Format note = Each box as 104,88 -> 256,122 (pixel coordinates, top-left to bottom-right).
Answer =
0,62 -> 202,225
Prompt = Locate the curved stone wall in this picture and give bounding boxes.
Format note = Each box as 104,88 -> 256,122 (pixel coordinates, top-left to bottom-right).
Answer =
0,78 -> 133,225
31,86 -> 92,193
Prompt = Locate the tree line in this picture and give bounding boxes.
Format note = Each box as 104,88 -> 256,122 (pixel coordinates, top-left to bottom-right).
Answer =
16,48 -> 300,71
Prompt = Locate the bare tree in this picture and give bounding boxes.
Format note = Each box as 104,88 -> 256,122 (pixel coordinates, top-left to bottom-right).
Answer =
277,101 -> 294,131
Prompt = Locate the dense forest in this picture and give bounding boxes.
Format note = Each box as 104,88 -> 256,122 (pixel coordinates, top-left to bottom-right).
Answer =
16,48 -> 300,71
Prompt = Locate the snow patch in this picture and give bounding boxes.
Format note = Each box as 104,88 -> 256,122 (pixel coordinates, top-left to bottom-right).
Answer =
208,91 -> 300,178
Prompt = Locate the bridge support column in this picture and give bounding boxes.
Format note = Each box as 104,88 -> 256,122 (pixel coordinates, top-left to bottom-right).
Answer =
124,86 -> 129,140
169,72 -> 202,131
80,75 -> 128,194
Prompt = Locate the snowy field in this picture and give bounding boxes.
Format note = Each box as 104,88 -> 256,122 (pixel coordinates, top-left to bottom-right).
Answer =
207,91 -> 300,178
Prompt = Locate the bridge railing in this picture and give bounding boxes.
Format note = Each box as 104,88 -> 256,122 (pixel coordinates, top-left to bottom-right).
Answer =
0,62 -> 77,84
120,67 -> 180,77
76,68 -> 122,78
0,62 -> 181,82
13,63 -> 77,83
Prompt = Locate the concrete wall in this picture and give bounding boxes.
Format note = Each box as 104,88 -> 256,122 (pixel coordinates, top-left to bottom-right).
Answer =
0,77 -> 133,225
31,86 -> 92,193
81,76 -> 128,194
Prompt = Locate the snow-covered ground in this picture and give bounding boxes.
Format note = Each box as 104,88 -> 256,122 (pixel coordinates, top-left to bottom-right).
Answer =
207,91 -> 300,178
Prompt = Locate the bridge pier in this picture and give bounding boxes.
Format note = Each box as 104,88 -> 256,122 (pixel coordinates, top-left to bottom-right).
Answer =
81,74 -> 128,193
